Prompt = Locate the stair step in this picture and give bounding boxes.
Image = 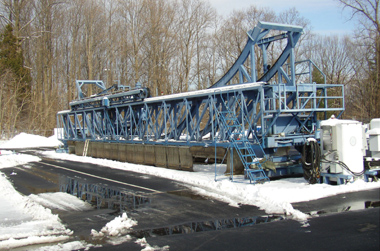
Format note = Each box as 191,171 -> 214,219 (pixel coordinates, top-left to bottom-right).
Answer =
247,168 -> 265,173
242,154 -> 257,159
234,144 -> 249,148
247,162 -> 261,166
217,107 -> 269,184
246,172 -> 269,183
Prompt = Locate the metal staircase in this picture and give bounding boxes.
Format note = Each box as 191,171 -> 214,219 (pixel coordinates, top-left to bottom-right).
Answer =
215,94 -> 269,184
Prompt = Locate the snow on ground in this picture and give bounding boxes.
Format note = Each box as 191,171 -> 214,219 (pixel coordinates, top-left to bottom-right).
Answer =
28,192 -> 93,212
91,212 -> 137,239
90,212 -> 169,249
136,237 -> 170,251
0,170 -> 72,249
0,132 -> 62,149
1,132 -> 380,250
0,152 -> 41,168
0,134 -> 89,250
32,240 -> 95,251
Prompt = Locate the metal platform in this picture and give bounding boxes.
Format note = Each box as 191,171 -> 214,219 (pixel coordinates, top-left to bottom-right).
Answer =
57,21 -> 345,183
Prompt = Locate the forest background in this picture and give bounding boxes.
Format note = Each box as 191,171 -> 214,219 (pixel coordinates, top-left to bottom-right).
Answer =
0,0 -> 378,138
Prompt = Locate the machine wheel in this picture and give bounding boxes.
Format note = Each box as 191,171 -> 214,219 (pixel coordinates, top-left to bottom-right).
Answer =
301,141 -> 321,184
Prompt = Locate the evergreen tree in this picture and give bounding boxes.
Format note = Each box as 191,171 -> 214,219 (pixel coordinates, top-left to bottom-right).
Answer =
0,24 -> 31,121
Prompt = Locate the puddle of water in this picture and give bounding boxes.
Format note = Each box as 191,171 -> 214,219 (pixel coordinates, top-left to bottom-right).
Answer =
167,190 -> 206,200
307,200 -> 380,216
59,176 -> 151,212
131,215 -> 284,238
365,200 -> 380,208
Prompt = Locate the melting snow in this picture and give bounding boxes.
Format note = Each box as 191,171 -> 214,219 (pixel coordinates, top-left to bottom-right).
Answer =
0,132 -> 62,149
91,212 -> 137,238
0,132 -> 380,250
28,192 -> 93,212
0,171 -> 72,249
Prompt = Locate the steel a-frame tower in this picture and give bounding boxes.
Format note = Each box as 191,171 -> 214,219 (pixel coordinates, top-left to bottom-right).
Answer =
57,22 -> 344,183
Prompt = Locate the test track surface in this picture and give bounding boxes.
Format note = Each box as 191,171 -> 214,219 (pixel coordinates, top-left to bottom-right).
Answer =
2,149 -> 380,250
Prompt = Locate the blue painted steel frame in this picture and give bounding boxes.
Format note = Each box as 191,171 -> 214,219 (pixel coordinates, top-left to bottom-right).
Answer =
209,21 -> 303,88
57,82 -> 344,149
57,21 -> 345,163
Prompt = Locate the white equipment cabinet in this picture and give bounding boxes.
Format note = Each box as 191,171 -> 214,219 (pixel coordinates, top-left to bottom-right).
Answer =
368,118 -> 380,158
320,118 -> 364,175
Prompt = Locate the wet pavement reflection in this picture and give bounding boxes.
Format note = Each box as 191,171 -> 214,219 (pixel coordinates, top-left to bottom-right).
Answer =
59,176 -> 151,211
131,215 -> 284,238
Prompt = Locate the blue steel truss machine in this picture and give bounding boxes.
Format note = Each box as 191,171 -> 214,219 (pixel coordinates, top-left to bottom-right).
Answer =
57,22 -> 345,184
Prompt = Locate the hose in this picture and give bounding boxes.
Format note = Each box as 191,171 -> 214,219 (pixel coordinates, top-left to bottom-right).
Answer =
321,154 -> 365,177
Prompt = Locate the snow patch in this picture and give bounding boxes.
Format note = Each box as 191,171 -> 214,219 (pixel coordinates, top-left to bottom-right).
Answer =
135,237 -> 170,251
0,235 -> 70,250
0,153 -> 41,169
28,192 -> 93,211
91,212 -> 137,238
0,172 -> 71,249
33,240 -> 95,251
0,132 -> 62,149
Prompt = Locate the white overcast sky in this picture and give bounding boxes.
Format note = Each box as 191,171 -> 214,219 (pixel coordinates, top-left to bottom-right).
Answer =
209,0 -> 355,35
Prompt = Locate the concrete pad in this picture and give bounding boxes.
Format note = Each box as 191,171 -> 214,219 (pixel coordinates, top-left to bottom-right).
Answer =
93,142 -> 102,158
226,148 -> 244,175
110,143 -> 119,160
126,144 -> 134,163
134,144 -> 144,164
67,141 -> 76,154
190,146 -> 226,159
104,143 -> 111,159
154,145 -> 167,168
118,143 -> 127,162
167,146 -> 180,169
75,141 -> 84,156
179,146 -> 193,171
144,145 -> 156,165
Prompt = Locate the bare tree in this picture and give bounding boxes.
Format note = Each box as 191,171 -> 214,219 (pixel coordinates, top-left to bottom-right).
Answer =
117,0 -> 150,86
175,0 -> 216,91
0,0 -> 328,136
338,0 -> 380,120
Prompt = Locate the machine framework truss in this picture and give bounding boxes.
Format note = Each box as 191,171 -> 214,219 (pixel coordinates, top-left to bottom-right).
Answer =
57,21 -> 345,183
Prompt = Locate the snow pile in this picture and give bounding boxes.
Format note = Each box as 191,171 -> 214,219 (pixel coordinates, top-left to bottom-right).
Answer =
33,240 -> 94,251
0,173 -> 72,250
0,132 -> 62,149
91,212 -> 169,249
0,153 -> 40,169
91,212 -> 137,238
0,138 -> 72,250
136,237 -> 170,251
28,192 -> 93,211
0,236 -> 71,250
0,150 -> 14,155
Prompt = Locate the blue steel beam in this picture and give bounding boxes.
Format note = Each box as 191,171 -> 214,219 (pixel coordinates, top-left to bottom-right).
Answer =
75,80 -> 107,99
57,82 -> 344,149
209,21 -> 303,88
57,22 -> 345,182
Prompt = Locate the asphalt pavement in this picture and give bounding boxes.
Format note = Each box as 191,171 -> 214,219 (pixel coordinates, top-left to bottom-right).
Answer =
2,151 -> 379,250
